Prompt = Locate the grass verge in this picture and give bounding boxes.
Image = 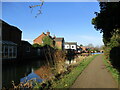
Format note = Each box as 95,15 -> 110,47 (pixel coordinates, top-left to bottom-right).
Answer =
52,54 -> 99,88
102,55 -> 120,86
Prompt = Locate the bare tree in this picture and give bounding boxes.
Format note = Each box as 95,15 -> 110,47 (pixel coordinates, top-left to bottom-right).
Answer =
29,0 -> 44,18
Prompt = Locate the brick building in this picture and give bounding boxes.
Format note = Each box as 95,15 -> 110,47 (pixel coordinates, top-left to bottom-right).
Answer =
33,32 -> 54,45
33,32 -> 47,44
33,32 -> 65,50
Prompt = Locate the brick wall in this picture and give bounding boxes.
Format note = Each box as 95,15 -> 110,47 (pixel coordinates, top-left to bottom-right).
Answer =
33,33 -> 46,44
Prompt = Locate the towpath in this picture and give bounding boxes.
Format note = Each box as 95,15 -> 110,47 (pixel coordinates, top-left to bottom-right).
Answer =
71,55 -> 118,88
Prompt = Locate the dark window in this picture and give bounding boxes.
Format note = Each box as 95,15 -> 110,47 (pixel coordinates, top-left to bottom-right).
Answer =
9,47 -> 12,57
72,46 -> 74,48
4,46 -> 8,58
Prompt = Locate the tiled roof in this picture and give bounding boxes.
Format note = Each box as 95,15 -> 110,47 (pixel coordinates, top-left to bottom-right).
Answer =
65,42 -> 77,45
1,40 -> 17,45
1,19 -> 22,32
54,37 -> 64,41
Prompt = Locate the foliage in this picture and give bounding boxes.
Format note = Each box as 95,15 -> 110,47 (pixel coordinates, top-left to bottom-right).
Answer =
32,43 -> 42,47
92,2 -> 120,71
52,50 -> 66,74
42,36 -> 54,47
80,44 -> 83,46
9,48 -> 66,89
104,31 -> 120,68
92,2 -> 120,45
108,30 -> 120,48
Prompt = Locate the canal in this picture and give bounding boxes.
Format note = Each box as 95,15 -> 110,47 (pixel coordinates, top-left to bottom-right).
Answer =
2,59 -> 46,88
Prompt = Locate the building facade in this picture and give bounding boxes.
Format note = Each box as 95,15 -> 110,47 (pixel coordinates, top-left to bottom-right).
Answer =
54,38 -> 64,50
64,42 -> 77,50
1,20 -> 22,60
1,20 -> 38,61
33,32 -> 65,50
33,32 -> 55,47
33,32 -> 47,45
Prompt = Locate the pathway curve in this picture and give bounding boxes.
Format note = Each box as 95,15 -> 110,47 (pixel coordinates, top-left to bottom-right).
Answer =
71,55 -> 118,88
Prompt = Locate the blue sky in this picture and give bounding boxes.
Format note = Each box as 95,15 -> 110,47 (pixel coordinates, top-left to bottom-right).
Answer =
2,2 -> 103,46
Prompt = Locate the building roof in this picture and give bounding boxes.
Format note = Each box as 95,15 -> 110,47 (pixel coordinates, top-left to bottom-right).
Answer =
54,37 -> 64,41
0,40 -> 17,45
65,42 -> 77,45
21,40 -> 31,46
33,32 -> 46,41
34,32 -> 53,41
1,19 -> 22,33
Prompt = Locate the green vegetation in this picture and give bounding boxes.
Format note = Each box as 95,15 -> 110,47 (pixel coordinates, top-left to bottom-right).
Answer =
92,2 -> 120,45
32,43 -> 42,47
42,36 -> 54,46
33,36 -> 55,48
102,55 -> 120,85
52,54 -> 99,88
92,2 -> 120,71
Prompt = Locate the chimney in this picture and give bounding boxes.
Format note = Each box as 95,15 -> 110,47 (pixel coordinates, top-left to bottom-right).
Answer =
46,32 -> 50,36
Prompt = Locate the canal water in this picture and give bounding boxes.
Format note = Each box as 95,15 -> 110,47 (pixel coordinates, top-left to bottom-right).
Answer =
91,52 -> 103,54
2,59 -> 46,88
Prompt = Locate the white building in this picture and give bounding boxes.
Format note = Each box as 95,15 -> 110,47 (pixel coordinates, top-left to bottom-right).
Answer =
64,42 -> 77,50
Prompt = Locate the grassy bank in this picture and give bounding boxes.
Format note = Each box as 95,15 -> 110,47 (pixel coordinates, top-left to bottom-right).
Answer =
102,55 -> 120,85
52,54 -> 99,88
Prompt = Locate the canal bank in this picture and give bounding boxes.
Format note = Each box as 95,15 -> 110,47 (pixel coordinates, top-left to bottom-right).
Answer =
2,53 -> 98,89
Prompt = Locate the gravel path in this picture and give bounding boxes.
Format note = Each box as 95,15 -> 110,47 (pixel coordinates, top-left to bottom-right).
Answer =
71,55 -> 118,88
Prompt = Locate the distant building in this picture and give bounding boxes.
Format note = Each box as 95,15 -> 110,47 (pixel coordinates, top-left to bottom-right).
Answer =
54,37 -> 64,50
33,32 -> 65,50
33,32 -> 55,47
64,42 -> 77,50
33,32 -> 48,44
80,46 -> 87,51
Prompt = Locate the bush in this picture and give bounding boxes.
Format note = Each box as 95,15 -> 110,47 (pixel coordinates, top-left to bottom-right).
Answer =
103,31 -> 120,71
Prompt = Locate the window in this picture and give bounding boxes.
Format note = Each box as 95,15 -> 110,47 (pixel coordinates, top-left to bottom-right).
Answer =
65,45 -> 69,49
2,45 -> 17,59
4,46 -> 8,58
71,45 -> 75,49
2,46 -> 4,58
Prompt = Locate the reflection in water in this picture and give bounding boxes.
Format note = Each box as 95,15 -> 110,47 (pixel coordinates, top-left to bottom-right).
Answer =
2,59 -> 45,88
